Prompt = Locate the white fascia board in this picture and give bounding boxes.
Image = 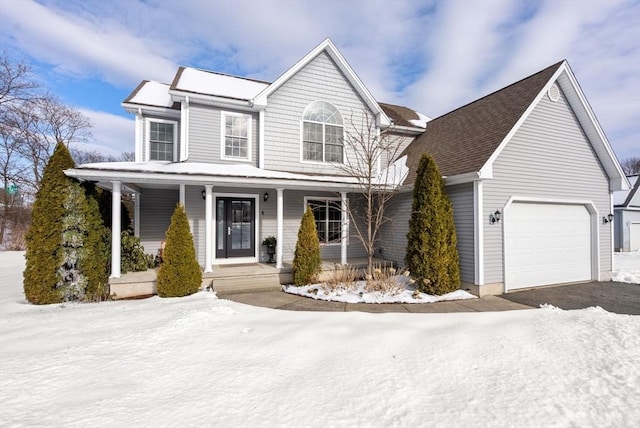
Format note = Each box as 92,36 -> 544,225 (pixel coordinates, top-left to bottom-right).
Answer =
64,168 -> 364,192
122,103 -> 180,118
169,89 -> 255,110
252,39 -> 391,127
386,125 -> 425,135
444,171 -> 483,186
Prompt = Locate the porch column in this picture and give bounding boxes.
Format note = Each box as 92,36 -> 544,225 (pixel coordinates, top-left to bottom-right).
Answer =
204,184 -> 213,273
179,184 -> 186,206
133,191 -> 140,237
341,191 -> 348,265
110,181 -> 121,278
276,188 -> 284,269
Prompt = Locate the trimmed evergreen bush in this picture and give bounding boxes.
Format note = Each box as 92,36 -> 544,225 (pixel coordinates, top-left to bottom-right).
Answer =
24,142 -> 76,304
292,206 -> 321,286
156,203 -> 202,297
405,153 -> 461,295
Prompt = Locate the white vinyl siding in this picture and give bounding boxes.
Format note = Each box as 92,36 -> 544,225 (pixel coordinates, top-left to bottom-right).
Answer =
139,188 -> 179,258
188,104 -> 258,165
447,183 -> 475,284
263,51 -> 374,175
483,83 -> 611,284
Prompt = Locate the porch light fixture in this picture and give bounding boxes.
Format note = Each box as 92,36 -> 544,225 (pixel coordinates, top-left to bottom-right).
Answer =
201,190 -> 206,200
489,210 -> 501,224
603,213 -> 614,224
264,192 -> 269,202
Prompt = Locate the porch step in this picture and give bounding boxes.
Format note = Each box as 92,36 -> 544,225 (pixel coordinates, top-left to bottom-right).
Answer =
212,271 -> 292,295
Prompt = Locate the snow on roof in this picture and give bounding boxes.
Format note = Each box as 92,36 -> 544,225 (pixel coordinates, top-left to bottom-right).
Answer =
409,112 -> 431,128
173,68 -> 269,100
374,155 -> 409,187
614,175 -> 638,206
126,81 -> 174,108
75,161 -> 360,185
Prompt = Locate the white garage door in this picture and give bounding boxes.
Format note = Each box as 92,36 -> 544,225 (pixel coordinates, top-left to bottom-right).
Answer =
505,203 -> 592,290
630,223 -> 640,252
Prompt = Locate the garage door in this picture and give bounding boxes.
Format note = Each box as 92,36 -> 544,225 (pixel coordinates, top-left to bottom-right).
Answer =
631,223 -> 640,252
505,203 -> 592,290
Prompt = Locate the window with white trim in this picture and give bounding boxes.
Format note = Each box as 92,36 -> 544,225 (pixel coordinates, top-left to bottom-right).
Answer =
148,119 -> 177,161
306,198 -> 345,245
302,101 -> 344,163
222,112 -> 251,161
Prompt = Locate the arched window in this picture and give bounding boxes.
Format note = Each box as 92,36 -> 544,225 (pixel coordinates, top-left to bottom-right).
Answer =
302,101 -> 343,163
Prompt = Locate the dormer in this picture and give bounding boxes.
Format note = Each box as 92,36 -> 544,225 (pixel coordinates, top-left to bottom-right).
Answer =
122,81 -> 181,163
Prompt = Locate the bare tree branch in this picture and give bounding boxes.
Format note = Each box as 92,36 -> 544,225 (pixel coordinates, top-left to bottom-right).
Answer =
336,110 -> 411,274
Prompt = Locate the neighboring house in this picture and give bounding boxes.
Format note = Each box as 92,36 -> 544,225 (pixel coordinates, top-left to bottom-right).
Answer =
65,38 -> 629,296
613,175 -> 640,252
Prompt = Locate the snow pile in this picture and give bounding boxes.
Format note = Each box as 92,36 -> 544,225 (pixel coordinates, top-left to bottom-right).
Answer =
283,275 -> 476,304
612,251 -> 640,284
408,111 -> 431,128
2,251 -> 639,427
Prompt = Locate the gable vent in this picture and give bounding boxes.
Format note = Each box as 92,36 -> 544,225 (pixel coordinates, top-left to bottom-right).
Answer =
548,83 -> 560,102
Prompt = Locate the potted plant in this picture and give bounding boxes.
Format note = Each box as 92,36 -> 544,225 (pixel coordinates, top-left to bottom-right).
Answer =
262,236 -> 277,264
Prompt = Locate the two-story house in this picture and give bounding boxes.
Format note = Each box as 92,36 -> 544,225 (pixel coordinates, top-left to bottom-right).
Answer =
67,38 -> 628,297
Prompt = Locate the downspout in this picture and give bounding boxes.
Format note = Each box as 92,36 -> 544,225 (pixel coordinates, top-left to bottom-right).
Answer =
135,108 -> 143,162
180,96 -> 189,161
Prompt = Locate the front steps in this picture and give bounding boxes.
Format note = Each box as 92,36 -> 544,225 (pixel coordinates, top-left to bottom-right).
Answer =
109,257 -> 393,299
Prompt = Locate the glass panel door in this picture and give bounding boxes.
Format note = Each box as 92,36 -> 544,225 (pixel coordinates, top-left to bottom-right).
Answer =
216,197 -> 255,259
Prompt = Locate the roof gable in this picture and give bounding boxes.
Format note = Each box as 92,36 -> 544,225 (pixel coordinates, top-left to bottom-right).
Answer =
615,175 -> 640,207
401,61 -> 628,191
401,61 -> 562,185
253,38 -> 390,126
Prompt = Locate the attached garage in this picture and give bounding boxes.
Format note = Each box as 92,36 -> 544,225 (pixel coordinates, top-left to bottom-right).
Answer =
504,202 -> 595,291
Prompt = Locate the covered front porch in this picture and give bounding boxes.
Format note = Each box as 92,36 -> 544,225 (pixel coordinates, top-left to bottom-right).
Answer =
109,257 -> 393,299
65,162 -> 372,282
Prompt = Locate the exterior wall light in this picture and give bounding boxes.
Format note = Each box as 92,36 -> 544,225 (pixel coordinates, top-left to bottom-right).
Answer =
202,189 -> 206,200
489,210 -> 501,224
603,213 -> 614,224
264,192 -> 269,202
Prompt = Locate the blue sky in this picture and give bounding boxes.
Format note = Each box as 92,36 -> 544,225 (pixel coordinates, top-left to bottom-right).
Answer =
1,0 -> 638,161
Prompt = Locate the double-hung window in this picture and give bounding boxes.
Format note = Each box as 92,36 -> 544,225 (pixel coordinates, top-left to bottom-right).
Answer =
302,101 -> 343,163
306,198 -> 344,245
148,119 -> 177,161
222,112 -> 251,161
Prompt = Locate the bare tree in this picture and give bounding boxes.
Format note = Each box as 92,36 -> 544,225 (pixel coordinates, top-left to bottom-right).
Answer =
0,52 -> 38,106
621,156 -> 640,175
337,111 -> 410,274
70,149 -> 134,165
0,53 -> 93,246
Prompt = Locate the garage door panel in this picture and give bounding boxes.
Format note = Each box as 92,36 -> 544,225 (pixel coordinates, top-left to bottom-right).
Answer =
505,203 -> 592,290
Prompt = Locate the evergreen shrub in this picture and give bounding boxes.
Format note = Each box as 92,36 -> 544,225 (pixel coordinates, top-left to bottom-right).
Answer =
292,206 -> 321,286
156,203 -> 202,297
24,142 -> 76,304
405,153 -> 461,295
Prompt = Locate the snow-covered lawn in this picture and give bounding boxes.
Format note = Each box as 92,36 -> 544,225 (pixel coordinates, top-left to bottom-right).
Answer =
1,251 -> 639,427
612,251 -> 640,284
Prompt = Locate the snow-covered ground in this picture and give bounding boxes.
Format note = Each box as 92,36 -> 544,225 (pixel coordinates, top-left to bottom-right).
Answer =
612,251 -> 640,284
1,251 -> 639,427
283,276 -> 477,304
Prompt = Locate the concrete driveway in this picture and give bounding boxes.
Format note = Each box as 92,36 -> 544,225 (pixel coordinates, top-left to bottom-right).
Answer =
500,281 -> 640,315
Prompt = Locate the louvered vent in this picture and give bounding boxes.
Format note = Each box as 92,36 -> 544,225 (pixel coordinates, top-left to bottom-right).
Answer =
548,83 -> 560,102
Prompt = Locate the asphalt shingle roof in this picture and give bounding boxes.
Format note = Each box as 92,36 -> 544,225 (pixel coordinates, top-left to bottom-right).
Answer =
401,61 -> 564,185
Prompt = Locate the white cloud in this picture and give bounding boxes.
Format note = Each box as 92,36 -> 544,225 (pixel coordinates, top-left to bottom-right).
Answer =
0,0 -> 178,86
79,109 -> 134,156
0,0 -> 637,159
